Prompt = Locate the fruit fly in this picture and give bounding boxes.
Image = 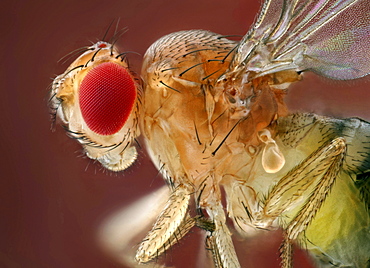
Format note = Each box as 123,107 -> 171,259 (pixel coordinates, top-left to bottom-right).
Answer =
49,0 -> 370,267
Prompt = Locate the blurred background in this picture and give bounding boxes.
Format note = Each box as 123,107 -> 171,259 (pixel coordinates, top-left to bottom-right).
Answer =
1,0 -> 369,267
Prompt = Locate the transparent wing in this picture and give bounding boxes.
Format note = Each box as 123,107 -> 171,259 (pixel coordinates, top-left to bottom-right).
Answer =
232,0 -> 370,80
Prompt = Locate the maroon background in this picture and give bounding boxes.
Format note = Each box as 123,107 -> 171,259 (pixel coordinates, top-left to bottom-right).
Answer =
2,0 -> 369,267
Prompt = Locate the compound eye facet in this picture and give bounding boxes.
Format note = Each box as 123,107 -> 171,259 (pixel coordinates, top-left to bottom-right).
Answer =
79,62 -> 137,136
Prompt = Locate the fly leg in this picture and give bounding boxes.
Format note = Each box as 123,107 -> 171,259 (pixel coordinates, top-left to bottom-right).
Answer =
135,184 -> 195,263
205,202 -> 241,268
98,186 -> 170,268
262,137 -> 346,268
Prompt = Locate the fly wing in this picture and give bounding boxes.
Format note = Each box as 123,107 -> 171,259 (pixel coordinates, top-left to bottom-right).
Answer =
231,0 -> 370,80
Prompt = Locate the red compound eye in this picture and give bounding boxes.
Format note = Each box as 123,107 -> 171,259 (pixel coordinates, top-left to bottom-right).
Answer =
79,62 -> 136,136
